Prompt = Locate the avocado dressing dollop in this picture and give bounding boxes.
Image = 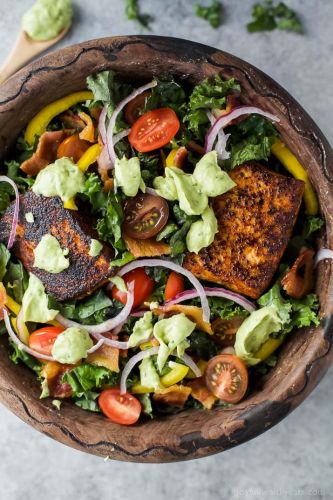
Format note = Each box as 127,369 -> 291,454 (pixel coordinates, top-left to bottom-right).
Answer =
52,327 -> 93,364
32,158 -> 85,202
33,234 -> 69,274
22,0 -> 72,42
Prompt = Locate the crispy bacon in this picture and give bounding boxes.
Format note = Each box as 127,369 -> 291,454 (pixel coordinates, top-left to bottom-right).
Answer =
173,147 -> 188,168
41,361 -> 73,398
281,248 -> 315,298
59,111 -> 85,131
153,304 -> 213,334
186,377 -> 217,409
123,233 -> 171,258
20,130 -> 68,176
78,112 -> 95,143
87,334 -> 120,372
152,384 -> 192,408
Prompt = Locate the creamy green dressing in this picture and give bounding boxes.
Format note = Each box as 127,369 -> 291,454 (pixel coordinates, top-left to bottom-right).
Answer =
186,206 -> 218,253
89,239 -> 103,258
128,311 -> 153,348
32,158 -> 85,202
33,234 -> 69,274
139,357 -> 162,391
22,0 -> 72,41
22,273 -> 59,323
114,156 -> 145,197
234,304 -> 283,366
52,327 -> 93,364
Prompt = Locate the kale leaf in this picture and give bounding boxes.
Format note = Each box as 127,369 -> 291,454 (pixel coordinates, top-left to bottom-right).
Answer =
226,115 -> 278,169
194,0 -> 222,29
144,80 -> 187,117
184,75 -> 240,139
9,341 -> 41,374
124,0 -> 153,28
189,330 -> 219,360
247,1 -> 303,34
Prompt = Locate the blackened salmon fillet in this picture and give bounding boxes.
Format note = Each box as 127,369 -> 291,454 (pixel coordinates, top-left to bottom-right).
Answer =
184,162 -> 305,299
0,191 -> 115,301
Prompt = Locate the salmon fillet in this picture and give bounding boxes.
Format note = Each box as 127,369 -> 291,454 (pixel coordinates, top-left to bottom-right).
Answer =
0,191 -> 115,301
184,162 -> 305,299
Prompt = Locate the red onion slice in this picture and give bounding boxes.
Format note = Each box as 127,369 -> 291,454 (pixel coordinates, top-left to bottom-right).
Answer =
98,105 -> 108,144
89,332 -> 129,350
113,128 -> 131,145
86,338 -> 105,354
106,80 -> 157,166
56,282 -> 134,334
109,258 -> 211,322
145,187 -> 159,196
179,353 -> 201,377
120,346 -> 159,394
315,248 -> 333,266
205,106 -> 280,154
165,286 -> 256,312
2,308 -> 54,361
207,111 -> 230,161
0,176 -> 19,249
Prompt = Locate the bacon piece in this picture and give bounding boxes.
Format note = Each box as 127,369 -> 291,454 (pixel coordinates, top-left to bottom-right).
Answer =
78,112 -> 95,143
20,130 -> 68,176
153,304 -> 213,334
123,233 -> 171,258
59,111 -> 85,131
86,334 -> 120,372
281,248 -> 315,298
153,384 -> 192,408
186,377 -> 217,409
173,147 -> 188,169
41,361 -> 73,398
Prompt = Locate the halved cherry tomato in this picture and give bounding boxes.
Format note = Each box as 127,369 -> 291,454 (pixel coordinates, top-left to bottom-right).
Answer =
29,326 -> 65,356
123,193 -> 169,240
124,91 -> 151,125
129,108 -> 180,152
111,268 -> 154,309
98,389 -> 141,425
57,133 -> 91,163
165,272 -> 184,301
211,316 -> 244,347
205,354 -> 248,404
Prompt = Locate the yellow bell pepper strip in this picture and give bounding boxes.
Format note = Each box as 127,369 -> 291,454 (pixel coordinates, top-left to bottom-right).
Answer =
131,383 -> 154,394
24,91 -> 94,145
160,362 -> 189,386
77,143 -> 102,172
166,149 -> 177,167
253,337 -> 284,362
5,294 -> 20,316
271,138 -> 318,215
63,143 -> 102,210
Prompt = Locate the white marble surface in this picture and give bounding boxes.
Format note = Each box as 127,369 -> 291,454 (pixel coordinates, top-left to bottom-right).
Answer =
0,1 -> 332,499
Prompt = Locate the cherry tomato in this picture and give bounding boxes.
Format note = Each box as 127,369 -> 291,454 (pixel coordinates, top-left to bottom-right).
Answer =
29,326 -> 65,356
99,389 -> 141,425
124,91 -> 151,125
123,193 -> 169,240
211,316 -> 244,347
129,108 -> 180,152
165,272 -> 184,301
205,354 -> 248,404
57,133 -> 90,163
111,268 -> 154,309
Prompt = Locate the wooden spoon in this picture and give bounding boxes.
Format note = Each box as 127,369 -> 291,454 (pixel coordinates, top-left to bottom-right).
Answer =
0,26 -> 69,85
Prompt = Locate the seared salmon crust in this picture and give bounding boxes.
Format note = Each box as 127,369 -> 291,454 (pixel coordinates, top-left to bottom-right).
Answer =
0,191 -> 115,301
184,162 -> 305,299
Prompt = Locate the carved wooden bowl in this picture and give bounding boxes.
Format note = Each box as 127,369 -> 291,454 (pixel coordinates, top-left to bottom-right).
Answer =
0,36 -> 332,463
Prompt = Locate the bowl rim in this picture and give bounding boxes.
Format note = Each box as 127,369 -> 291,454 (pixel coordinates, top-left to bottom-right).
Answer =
0,35 -> 332,463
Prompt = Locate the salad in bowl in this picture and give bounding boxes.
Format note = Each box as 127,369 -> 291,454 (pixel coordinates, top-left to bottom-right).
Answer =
0,70 -> 324,425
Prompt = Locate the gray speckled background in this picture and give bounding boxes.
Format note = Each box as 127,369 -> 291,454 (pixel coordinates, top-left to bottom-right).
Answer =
0,1 -> 332,499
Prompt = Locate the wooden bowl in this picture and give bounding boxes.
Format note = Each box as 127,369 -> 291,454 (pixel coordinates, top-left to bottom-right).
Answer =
0,36 -> 332,463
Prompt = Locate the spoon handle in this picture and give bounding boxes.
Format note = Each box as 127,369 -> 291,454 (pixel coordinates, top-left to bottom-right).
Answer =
0,32 -> 35,84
